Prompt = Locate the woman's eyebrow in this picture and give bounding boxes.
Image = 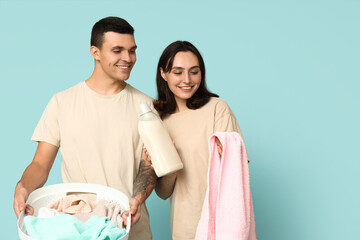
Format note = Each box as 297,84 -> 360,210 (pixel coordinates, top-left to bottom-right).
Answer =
172,67 -> 184,70
171,66 -> 200,70
190,66 -> 200,70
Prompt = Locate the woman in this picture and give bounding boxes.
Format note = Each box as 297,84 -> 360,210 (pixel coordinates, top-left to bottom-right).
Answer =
154,41 -> 248,239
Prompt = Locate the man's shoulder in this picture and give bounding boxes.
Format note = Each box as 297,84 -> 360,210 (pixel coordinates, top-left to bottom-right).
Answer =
53,82 -> 83,99
126,84 -> 153,102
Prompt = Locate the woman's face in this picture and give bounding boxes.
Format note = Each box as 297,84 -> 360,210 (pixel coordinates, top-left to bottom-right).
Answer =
161,51 -> 202,106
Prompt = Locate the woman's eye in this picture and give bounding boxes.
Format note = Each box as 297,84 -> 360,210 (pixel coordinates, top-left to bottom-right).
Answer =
173,72 -> 182,75
191,71 -> 199,75
113,50 -> 120,53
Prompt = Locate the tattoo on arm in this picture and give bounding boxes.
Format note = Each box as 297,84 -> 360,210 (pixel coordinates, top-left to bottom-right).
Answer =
133,149 -> 157,203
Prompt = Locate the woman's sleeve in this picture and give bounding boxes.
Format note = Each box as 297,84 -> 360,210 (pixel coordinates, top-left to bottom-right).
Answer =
214,99 -> 250,161
214,99 -> 242,136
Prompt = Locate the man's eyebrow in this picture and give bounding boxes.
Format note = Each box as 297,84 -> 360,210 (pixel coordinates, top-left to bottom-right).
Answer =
111,45 -> 137,50
111,46 -> 124,50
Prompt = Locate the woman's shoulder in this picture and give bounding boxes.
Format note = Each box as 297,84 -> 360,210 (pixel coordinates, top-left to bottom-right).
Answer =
206,97 -> 231,110
204,97 -> 236,120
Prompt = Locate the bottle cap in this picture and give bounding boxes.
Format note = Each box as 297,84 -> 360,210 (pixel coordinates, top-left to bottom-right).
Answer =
139,103 -> 152,115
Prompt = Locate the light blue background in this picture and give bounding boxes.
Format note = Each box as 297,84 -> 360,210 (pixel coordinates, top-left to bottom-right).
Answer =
1,0 -> 359,239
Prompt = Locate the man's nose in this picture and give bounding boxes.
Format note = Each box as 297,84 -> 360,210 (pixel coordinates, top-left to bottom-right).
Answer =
121,51 -> 132,62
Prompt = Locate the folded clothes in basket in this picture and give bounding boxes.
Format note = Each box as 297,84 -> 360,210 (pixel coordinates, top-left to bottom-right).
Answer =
48,193 -> 97,214
37,207 -> 59,218
24,214 -> 126,240
47,194 -> 125,228
75,199 -> 124,228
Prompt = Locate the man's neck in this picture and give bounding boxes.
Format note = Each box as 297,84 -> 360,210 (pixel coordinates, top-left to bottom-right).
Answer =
86,74 -> 127,96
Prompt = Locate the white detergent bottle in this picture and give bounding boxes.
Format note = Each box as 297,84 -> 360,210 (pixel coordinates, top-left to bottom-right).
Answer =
138,103 -> 183,177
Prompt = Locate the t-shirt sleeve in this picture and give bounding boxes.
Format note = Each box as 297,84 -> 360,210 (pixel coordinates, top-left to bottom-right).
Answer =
31,95 -> 61,147
214,99 -> 250,162
149,101 -> 161,118
214,99 -> 241,134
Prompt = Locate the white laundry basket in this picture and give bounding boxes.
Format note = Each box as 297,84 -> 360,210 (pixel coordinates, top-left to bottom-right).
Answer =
17,183 -> 131,240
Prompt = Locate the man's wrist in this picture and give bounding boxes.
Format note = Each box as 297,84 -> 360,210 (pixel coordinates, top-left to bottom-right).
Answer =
132,194 -> 143,205
15,181 -> 25,191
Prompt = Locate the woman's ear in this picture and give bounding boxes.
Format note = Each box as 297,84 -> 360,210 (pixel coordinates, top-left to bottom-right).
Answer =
90,46 -> 100,60
160,68 -> 167,81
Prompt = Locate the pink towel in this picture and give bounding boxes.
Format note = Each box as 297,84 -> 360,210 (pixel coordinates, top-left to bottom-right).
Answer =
195,132 -> 256,240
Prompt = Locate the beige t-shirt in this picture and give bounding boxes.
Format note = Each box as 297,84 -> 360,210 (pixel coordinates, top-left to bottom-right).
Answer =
32,82 -> 153,240
162,97 -> 245,240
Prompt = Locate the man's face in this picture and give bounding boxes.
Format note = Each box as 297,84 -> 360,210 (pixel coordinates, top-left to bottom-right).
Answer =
95,32 -> 137,82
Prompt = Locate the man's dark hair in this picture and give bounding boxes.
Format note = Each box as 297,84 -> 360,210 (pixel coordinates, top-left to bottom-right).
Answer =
91,16 -> 134,48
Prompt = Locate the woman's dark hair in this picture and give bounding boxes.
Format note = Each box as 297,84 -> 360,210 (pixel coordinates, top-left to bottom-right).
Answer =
91,16 -> 134,49
154,41 -> 219,119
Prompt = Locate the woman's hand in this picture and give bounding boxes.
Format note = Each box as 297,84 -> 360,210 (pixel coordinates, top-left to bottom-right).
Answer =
215,137 -> 223,158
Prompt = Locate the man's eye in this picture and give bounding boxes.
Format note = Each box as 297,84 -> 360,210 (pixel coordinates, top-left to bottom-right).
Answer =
130,50 -> 136,54
113,50 -> 120,53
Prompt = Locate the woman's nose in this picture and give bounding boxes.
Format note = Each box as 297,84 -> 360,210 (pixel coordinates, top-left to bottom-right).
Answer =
183,73 -> 191,83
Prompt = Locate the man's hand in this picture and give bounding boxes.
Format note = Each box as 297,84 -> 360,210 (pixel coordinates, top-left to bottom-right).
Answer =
13,142 -> 58,218
14,183 -> 34,218
122,198 -> 141,227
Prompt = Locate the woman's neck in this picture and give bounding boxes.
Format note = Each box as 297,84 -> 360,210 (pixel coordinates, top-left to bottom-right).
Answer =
175,99 -> 188,113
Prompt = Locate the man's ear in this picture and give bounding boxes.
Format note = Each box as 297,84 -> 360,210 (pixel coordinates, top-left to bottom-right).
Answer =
160,68 -> 167,81
90,46 -> 100,60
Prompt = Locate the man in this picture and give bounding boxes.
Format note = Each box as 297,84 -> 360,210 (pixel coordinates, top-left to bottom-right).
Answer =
13,16 -> 157,240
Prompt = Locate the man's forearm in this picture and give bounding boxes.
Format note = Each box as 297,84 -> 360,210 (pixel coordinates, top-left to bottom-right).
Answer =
17,161 -> 50,192
132,149 -> 157,204
17,142 -> 58,191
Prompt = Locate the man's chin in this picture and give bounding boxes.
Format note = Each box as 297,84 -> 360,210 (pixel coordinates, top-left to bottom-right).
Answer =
114,75 -> 130,82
